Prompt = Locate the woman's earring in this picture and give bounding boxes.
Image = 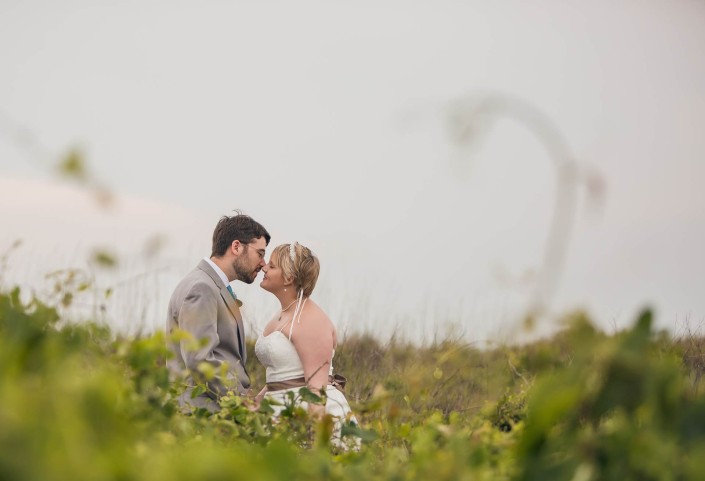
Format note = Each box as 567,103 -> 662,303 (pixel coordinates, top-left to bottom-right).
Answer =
284,288 -> 287,292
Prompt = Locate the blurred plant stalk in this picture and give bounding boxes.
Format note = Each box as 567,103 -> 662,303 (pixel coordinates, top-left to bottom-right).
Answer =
446,92 -> 605,320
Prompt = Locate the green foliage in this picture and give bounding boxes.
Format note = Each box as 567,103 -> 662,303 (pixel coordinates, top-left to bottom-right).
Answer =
516,310 -> 705,481
57,148 -> 88,182
2,279 -> 705,480
488,389 -> 527,433
90,249 -> 118,268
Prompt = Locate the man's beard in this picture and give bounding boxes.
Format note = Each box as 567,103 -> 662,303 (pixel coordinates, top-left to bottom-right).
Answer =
232,257 -> 257,284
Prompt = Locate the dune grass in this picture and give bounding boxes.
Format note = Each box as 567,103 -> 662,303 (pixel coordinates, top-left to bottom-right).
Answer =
3,280 -> 705,480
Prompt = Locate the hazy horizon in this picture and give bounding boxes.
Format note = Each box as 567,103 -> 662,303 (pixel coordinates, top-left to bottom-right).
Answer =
2,0 -> 704,343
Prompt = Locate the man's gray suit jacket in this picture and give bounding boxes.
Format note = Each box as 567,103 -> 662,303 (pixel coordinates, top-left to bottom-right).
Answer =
166,260 -> 250,411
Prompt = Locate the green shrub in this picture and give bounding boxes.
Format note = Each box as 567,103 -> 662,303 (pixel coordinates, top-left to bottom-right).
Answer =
3,280 -> 705,480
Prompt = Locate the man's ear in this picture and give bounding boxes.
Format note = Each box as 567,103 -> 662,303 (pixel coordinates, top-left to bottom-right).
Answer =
231,240 -> 242,256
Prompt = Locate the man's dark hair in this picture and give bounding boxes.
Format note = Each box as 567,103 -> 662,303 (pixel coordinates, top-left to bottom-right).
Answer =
211,213 -> 271,257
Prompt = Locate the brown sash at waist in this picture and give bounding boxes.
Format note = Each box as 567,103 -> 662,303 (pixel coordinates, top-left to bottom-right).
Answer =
266,374 -> 347,393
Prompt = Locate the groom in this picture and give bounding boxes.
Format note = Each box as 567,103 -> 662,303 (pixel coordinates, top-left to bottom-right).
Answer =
166,213 -> 270,411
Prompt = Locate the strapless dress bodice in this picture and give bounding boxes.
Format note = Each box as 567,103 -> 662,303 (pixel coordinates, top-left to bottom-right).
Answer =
254,330 -> 334,383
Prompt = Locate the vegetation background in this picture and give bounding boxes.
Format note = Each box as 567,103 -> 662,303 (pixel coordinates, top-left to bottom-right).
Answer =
2,271 -> 705,480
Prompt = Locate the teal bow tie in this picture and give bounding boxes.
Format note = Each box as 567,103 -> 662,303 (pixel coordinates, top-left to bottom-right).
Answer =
226,285 -> 237,300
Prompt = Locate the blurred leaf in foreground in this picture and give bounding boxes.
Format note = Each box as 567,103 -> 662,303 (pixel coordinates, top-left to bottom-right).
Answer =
57,147 -> 88,182
90,249 -> 117,268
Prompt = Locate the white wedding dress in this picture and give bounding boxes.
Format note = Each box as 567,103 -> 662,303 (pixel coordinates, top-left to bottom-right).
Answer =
254,327 -> 358,445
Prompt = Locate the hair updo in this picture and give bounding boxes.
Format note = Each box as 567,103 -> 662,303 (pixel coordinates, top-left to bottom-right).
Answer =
271,243 -> 320,297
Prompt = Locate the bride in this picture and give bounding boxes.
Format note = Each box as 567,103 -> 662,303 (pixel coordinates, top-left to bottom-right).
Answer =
254,242 -> 358,443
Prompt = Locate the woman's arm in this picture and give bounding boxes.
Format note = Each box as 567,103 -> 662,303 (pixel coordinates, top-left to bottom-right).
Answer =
246,385 -> 268,411
291,307 -> 335,415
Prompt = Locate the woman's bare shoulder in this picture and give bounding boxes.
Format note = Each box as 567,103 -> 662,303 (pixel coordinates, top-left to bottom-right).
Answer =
294,301 -> 335,337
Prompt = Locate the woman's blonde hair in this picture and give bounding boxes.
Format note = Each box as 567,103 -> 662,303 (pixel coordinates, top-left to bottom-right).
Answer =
271,242 -> 320,297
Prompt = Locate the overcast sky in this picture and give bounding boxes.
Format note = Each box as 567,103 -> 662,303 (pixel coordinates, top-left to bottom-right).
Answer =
2,0 -> 704,343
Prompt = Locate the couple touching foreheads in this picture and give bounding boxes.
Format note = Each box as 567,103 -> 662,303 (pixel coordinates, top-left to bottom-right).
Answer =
166,213 -> 356,437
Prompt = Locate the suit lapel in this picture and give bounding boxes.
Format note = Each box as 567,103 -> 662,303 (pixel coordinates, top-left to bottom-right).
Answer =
220,285 -> 246,360
197,260 -> 247,362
